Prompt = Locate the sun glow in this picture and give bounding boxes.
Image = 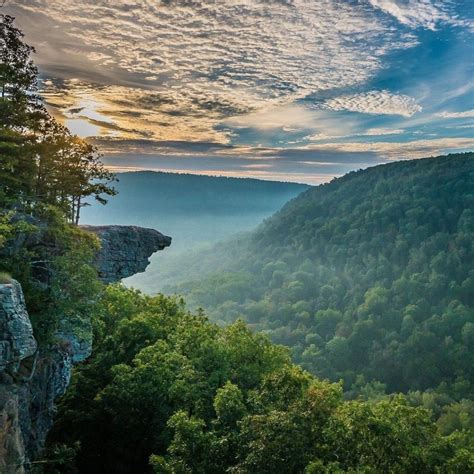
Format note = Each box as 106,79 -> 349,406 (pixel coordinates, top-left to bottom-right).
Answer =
63,96 -> 117,138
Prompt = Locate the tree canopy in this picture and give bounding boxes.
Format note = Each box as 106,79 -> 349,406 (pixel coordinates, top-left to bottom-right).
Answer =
45,285 -> 473,473
171,153 -> 474,398
0,14 -> 115,223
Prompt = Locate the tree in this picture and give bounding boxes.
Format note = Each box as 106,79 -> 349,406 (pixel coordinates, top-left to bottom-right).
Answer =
0,14 -> 39,126
0,14 -> 116,222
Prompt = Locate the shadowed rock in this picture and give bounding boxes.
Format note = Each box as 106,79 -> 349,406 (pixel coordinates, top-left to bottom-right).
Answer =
0,281 -> 37,474
80,225 -> 172,283
0,281 -> 37,375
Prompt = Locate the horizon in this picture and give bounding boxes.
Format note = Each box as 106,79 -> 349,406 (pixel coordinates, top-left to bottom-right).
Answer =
104,166 -> 312,186
85,151 -> 474,186
4,1 -> 474,184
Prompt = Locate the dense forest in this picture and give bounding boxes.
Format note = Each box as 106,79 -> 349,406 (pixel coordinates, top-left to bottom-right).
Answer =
171,154 -> 474,399
46,285 -> 473,473
1,14 -> 473,473
49,155 -> 474,472
81,171 -> 307,292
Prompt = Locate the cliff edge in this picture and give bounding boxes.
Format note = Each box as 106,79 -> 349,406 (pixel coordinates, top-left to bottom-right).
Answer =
81,225 -> 171,283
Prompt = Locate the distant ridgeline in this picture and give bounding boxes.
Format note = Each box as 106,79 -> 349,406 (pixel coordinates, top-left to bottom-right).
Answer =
81,171 -> 309,241
171,153 -> 474,396
81,172 -> 308,292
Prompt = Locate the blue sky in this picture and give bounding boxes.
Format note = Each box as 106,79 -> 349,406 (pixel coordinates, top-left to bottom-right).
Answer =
5,0 -> 474,184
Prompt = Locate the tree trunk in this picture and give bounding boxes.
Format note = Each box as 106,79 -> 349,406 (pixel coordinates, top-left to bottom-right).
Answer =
75,196 -> 81,225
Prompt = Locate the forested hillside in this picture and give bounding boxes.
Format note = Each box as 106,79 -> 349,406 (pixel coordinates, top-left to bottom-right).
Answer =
172,153 -> 474,397
46,286 -> 473,473
81,172 -> 307,292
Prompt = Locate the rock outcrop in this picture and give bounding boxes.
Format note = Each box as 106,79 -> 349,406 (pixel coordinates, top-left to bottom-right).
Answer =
0,390 -> 25,474
81,225 -> 171,283
0,282 -> 37,375
0,224 -> 171,471
0,281 -> 38,474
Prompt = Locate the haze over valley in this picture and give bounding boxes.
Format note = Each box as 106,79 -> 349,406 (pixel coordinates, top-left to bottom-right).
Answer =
81,171 -> 308,292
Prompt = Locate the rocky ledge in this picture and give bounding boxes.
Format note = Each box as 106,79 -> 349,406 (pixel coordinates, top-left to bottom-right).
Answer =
81,225 -> 171,283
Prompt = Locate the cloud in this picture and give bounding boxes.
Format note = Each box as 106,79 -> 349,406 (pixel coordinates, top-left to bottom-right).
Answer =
368,0 -> 473,31
224,105 -> 318,130
319,90 -> 422,117
304,137 -> 474,159
5,0 -> 472,171
7,0 -> 420,143
98,147 -> 382,185
95,135 -> 473,185
93,134 -> 473,164
435,110 -> 474,119
359,127 -> 405,136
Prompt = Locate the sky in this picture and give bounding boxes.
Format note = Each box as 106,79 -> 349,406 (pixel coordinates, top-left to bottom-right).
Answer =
4,0 -> 474,184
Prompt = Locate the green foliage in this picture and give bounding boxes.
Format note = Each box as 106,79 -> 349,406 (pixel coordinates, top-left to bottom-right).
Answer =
0,271 -> 12,283
0,14 -> 39,127
214,381 -> 246,427
3,207 -> 102,343
0,211 -> 15,249
173,153 -> 474,396
0,16 -> 112,346
30,442 -> 81,474
46,286 -> 472,473
0,209 -> 35,249
0,14 -> 115,222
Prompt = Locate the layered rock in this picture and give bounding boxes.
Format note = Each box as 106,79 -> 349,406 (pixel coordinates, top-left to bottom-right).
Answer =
81,225 -> 171,283
0,390 -> 25,474
0,281 -> 38,474
0,282 -> 37,375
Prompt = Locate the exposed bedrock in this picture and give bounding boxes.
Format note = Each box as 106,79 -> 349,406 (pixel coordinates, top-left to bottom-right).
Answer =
81,225 -> 172,283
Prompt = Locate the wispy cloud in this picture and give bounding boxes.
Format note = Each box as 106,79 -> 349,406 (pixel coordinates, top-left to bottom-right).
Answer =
304,137 -> 474,159
367,0 -> 473,31
359,127 -> 405,136
224,105 -> 318,131
435,110 -> 474,119
95,135 -> 473,184
319,90 -> 422,117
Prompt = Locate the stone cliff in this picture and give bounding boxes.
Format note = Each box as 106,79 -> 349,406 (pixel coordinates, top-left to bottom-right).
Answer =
0,225 -> 171,472
0,282 -> 37,375
81,225 -> 171,283
0,282 -> 37,473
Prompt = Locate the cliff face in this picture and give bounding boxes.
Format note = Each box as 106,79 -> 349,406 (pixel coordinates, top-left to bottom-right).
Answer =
0,282 -> 37,375
0,225 -> 171,471
0,282 -> 37,473
81,225 -> 171,283
0,282 -> 72,473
